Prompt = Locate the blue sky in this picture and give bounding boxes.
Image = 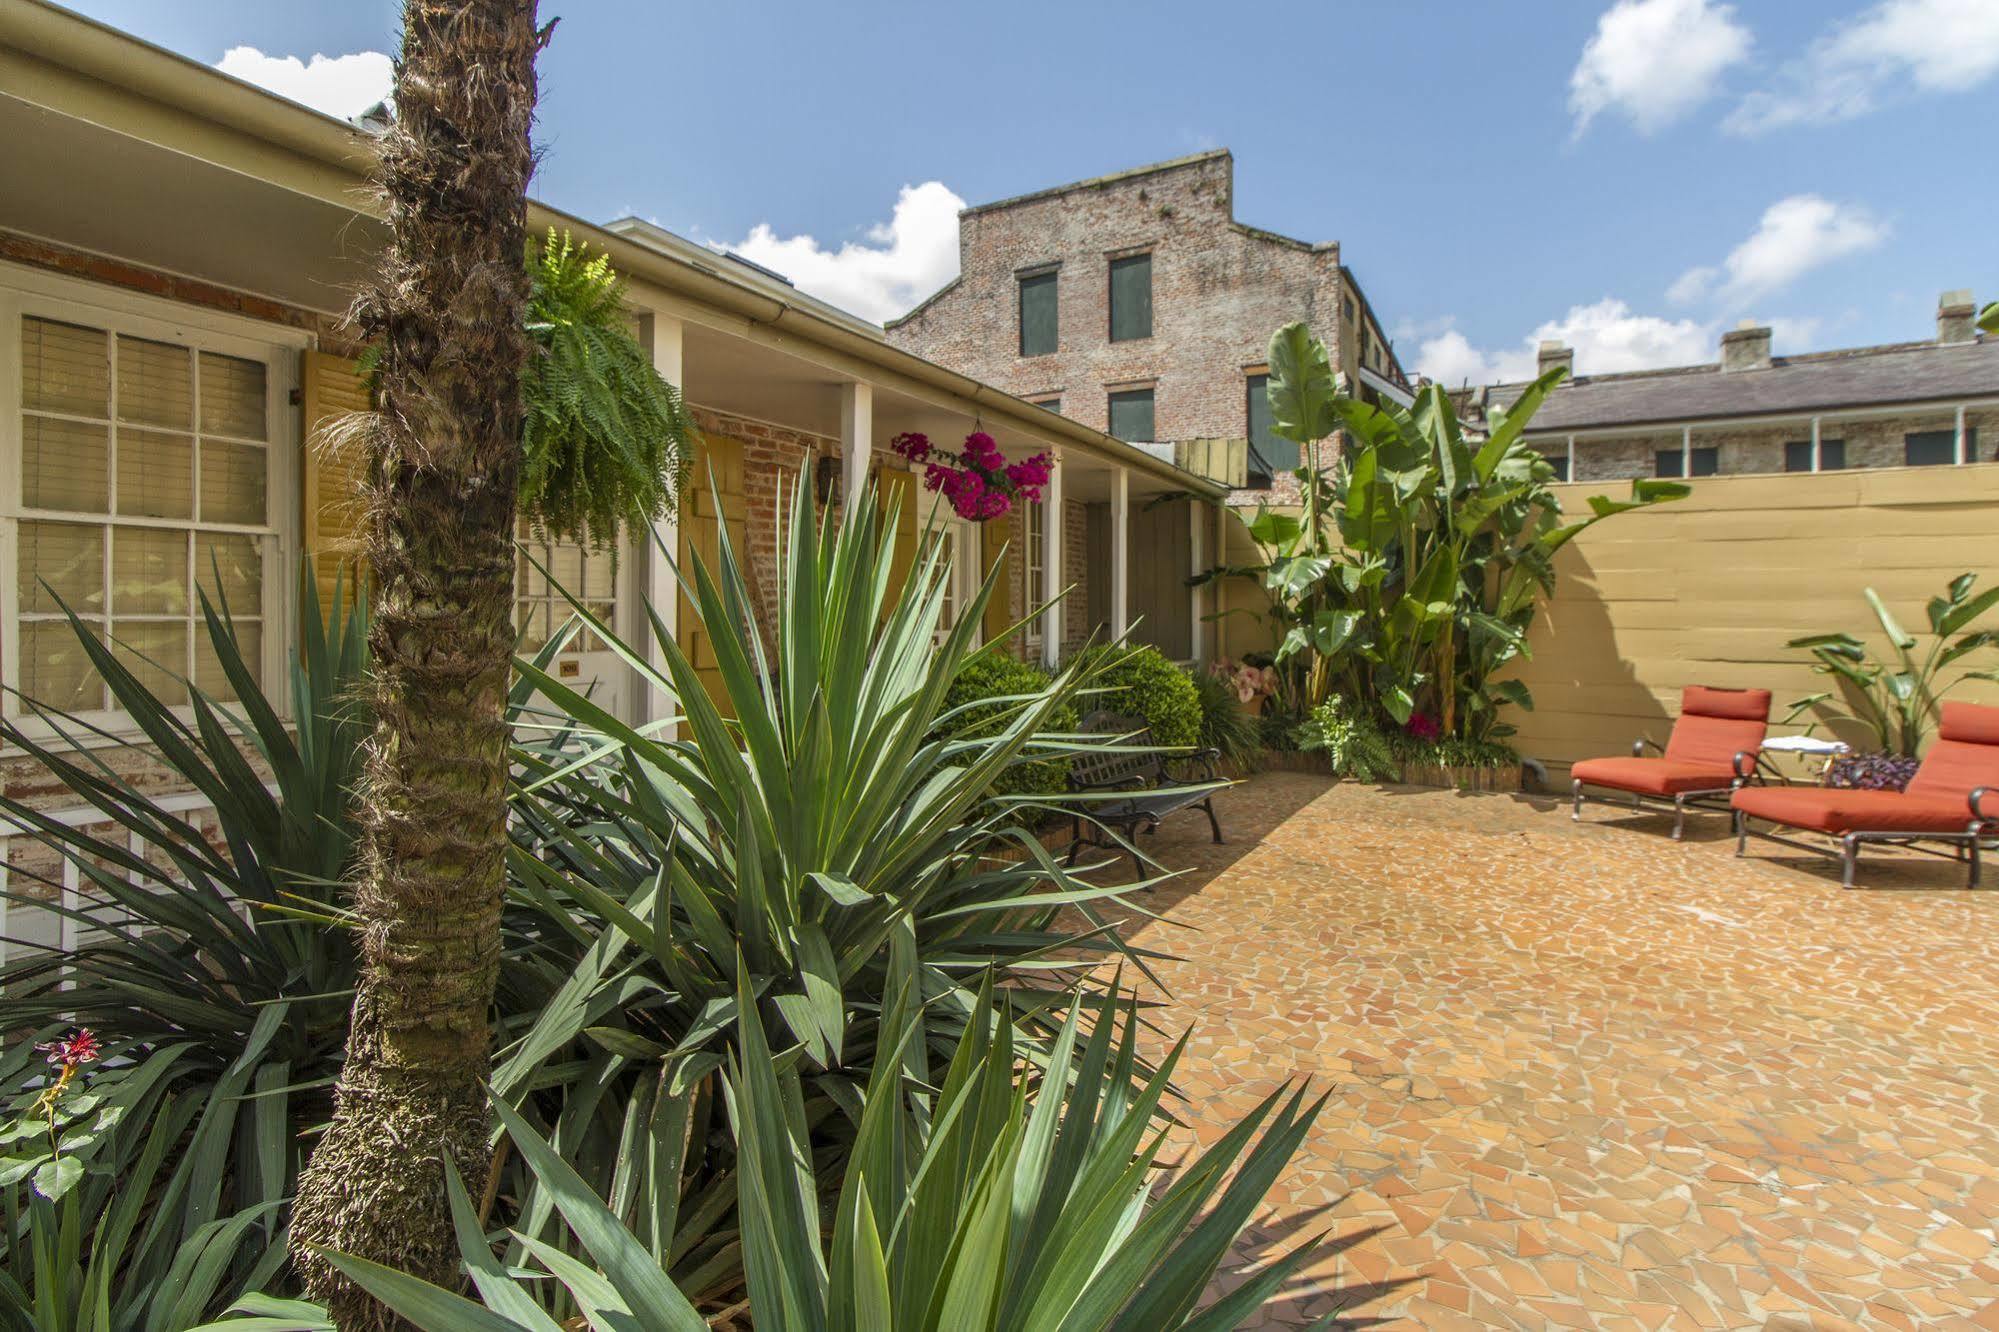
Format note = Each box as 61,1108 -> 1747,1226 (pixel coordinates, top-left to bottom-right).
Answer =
62,0 -> 1999,385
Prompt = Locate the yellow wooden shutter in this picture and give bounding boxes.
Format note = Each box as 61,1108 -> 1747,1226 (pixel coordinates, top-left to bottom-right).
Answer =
299,350 -> 371,617
981,516 -> 1012,649
878,468 -> 918,613
677,432 -> 749,716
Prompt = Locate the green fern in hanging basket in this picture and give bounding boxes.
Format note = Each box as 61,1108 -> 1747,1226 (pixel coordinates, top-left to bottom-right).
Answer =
520,228 -> 695,548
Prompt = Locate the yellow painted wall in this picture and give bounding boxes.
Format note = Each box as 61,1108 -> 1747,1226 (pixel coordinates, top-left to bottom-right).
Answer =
1510,464 -> 1999,772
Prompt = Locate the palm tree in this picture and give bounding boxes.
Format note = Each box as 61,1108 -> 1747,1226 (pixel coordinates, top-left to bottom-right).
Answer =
289,2 -> 545,1325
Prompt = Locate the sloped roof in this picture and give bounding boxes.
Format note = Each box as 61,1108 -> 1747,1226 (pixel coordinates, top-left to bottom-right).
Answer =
1490,338 -> 1999,432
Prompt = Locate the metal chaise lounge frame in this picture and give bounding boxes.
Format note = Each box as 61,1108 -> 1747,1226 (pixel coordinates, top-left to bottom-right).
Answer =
1732,700 -> 1999,889
1570,685 -> 1773,840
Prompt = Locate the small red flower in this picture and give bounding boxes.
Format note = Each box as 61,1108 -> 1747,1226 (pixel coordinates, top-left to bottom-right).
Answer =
37,1029 -> 100,1069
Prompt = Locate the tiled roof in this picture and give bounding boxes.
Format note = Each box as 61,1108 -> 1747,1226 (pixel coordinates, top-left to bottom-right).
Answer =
1489,338 -> 1999,432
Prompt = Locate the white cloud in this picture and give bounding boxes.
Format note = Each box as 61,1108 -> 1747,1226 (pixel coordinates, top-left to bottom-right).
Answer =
215,46 -> 393,121
720,182 -> 966,325
1417,299 -> 1715,387
1668,195 -> 1888,305
1725,0 -> 1999,134
1569,0 -> 1752,136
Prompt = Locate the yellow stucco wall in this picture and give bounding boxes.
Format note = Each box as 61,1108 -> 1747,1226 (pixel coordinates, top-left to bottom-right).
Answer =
1510,463 -> 1999,771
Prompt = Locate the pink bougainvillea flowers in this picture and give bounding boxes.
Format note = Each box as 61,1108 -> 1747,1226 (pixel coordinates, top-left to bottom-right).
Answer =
890,430 -> 1051,521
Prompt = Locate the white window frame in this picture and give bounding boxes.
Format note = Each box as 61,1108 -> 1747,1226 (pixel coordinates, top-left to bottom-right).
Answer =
1023,502 -> 1045,655
1,263 -> 306,741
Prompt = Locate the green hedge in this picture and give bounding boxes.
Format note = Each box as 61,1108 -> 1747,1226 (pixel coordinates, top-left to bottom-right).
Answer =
943,650 -> 1078,797
1071,644 -> 1202,749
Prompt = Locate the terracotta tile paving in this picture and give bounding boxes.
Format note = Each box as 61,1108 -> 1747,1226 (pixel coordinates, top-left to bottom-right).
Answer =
1089,772 -> 1999,1330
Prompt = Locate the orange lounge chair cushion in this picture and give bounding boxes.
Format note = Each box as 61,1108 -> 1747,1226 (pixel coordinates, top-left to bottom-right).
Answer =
1732,785 -> 1979,836
1904,701 -> 1999,802
1572,756 -> 1736,798
1663,687 -> 1771,769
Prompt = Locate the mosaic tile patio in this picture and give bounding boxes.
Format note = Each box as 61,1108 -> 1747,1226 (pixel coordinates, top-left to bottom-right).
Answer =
1094,773 -> 1999,1330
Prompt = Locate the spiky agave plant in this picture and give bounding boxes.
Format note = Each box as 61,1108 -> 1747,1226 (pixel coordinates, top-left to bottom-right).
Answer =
483,471 -> 1179,1305
0,571 -> 370,1323
285,969 -> 1333,1331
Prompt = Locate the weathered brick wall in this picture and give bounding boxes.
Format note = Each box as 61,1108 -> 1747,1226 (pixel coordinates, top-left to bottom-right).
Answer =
886,153 -> 1351,513
1547,408 -> 1999,482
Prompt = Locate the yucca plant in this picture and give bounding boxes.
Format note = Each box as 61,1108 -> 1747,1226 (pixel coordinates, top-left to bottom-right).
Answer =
271,967 -> 1329,1330
0,571 -> 369,1321
483,474 -> 1172,1302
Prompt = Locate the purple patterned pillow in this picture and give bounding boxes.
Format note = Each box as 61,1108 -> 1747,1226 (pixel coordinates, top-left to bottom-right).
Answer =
1825,752 -> 1921,792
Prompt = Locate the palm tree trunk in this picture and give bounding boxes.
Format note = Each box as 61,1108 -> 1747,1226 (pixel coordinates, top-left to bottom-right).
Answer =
290,3 -> 541,1326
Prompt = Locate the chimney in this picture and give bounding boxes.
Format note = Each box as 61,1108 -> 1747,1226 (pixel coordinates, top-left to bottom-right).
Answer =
1720,320 -> 1771,372
1938,289 -> 1976,344
1537,340 -> 1573,377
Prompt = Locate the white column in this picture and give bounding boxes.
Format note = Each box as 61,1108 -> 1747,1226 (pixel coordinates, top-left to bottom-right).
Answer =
1188,500 -> 1206,664
1110,468 -> 1130,641
1811,415 -> 1822,472
1955,403 -> 1969,465
1566,434 -> 1576,480
643,313 -> 683,728
1041,456 -> 1064,669
840,382 -> 873,509
1681,423 -> 1692,476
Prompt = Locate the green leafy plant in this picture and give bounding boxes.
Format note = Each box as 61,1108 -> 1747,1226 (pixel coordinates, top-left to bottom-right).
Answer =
1785,572 -> 1999,757
1206,323 -> 1687,742
520,228 -> 697,549
1299,696 -> 1397,782
942,648 -> 1079,798
1192,668 -> 1263,773
272,972 -> 1333,1331
1069,644 -> 1203,748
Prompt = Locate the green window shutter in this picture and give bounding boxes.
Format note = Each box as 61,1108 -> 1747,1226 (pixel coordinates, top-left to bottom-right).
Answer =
1244,373 -> 1295,476
1107,388 -> 1154,442
1654,450 -> 1684,479
1108,254 -> 1152,342
1018,272 -> 1057,357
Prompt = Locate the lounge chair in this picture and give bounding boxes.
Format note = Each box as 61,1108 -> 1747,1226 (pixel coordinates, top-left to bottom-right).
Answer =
1571,686 -> 1772,839
1732,700 -> 1999,888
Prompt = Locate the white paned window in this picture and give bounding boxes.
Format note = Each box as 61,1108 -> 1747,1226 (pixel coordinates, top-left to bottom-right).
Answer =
516,519 -> 618,653
5,287 -> 291,726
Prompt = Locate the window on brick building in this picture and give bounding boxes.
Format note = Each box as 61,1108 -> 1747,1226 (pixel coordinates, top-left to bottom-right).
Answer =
1032,397 -> 1061,414
1656,446 -> 1717,478
1545,452 -> 1570,482
1245,373 -> 1292,476
1107,388 -> 1154,442
1904,428 -> 1964,467
9,309 -> 285,720
1018,271 -> 1057,357
1108,254 -> 1152,342
1785,439 -> 1845,472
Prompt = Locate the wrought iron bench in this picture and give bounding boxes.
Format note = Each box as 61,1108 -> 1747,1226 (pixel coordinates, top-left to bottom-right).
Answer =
1065,710 -> 1224,876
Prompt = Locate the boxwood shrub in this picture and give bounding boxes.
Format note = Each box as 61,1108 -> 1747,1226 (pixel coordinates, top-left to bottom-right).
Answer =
943,649 -> 1078,797
1071,644 -> 1203,749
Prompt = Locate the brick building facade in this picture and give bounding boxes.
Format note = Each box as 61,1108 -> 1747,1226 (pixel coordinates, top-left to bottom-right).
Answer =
885,150 -> 1410,505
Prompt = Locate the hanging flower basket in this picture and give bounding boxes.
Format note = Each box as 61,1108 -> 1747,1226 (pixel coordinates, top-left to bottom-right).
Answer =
891,430 -> 1051,521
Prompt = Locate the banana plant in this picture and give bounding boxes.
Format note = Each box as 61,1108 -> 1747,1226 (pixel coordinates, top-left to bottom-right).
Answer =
1785,573 -> 1999,756
1210,321 -> 1687,739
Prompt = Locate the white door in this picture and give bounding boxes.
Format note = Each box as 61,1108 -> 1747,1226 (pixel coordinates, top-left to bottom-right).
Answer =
517,521 -> 627,722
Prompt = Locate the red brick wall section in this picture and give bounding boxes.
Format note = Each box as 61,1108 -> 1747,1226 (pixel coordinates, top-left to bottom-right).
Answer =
884,152 -> 1352,510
